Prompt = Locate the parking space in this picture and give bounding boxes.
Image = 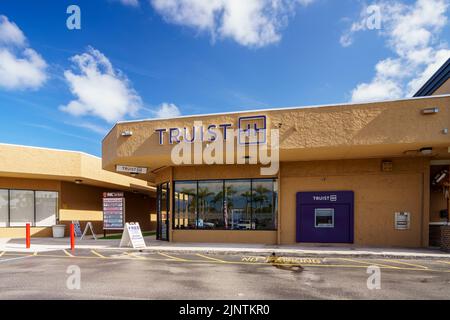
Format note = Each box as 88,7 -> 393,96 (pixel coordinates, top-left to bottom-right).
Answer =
1,249 -> 450,273
1,249 -> 450,299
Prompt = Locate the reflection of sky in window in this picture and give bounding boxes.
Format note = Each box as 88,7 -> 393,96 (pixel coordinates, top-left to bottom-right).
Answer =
198,181 -> 222,211
225,181 -> 251,209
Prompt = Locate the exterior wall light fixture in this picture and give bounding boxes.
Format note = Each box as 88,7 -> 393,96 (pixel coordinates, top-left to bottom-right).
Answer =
420,147 -> 433,155
421,107 -> 439,115
121,130 -> 133,137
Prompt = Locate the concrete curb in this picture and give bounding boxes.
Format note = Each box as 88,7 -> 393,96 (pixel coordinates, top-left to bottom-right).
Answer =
101,246 -> 450,260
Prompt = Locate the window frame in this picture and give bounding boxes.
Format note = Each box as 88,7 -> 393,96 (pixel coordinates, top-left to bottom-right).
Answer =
172,178 -> 278,231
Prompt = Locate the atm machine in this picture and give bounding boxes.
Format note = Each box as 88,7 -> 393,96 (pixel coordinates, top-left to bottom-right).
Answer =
296,191 -> 354,244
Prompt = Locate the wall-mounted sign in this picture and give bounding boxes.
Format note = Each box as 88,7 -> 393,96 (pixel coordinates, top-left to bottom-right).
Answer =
395,212 -> 410,230
116,165 -> 148,175
103,194 -> 125,230
154,115 -> 267,145
103,192 -> 124,198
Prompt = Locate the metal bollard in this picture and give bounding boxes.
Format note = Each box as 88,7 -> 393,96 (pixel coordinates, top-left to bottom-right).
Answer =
26,223 -> 30,249
70,223 -> 75,251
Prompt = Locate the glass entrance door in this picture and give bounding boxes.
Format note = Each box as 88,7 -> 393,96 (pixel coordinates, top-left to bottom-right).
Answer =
157,182 -> 170,241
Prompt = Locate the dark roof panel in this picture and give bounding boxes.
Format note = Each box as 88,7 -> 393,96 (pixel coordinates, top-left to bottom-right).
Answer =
414,58 -> 450,97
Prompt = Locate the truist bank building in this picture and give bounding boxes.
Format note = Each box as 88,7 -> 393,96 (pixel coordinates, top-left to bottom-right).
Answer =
102,59 -> 450,248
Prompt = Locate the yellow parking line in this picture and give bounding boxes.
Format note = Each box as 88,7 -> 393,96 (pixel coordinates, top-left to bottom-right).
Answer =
125,252 -> 146,260
91,250 -> 106,259
335,257 -> 400,269
379,259 -> 428,270
437,260 -> 450,265
196,253 -> 227,263
158,252 -> 189,262
63,250 -> 74,257
0,251 -> 5,257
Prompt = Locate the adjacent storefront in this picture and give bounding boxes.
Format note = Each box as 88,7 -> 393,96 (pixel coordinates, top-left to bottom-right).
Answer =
0,144 -> 156,238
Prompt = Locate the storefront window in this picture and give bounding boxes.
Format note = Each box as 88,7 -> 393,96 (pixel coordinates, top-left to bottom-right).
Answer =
225,180 -> 252,230
173,179 -> 277,231
197,181 -> 224,229
0,190 -> 8,227
35,191 -> 58,227
174,181 -> 197,229
9,190 -> 34,227
252,179 -> 277,230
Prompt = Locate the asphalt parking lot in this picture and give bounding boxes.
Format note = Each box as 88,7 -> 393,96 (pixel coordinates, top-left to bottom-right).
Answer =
1,249 -> 450,300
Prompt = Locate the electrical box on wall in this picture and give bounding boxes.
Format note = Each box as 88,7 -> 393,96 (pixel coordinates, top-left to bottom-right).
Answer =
395,212 -> 410,230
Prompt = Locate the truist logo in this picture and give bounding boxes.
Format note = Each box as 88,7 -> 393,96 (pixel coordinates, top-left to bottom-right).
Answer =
155,115 -> 267,145
238,115 -> 267,145
313,195 -> 338,202
154,115 -> 278,176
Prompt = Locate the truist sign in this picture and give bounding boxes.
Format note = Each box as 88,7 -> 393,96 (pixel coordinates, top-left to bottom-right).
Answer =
155,115 -> 267,145
154,115 -> 279,176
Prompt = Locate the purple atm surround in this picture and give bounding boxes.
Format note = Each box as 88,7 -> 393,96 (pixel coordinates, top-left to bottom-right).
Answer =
296,191 -> 354,244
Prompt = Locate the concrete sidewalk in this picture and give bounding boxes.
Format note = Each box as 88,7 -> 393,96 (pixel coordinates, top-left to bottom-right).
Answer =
1,236 -> 450,259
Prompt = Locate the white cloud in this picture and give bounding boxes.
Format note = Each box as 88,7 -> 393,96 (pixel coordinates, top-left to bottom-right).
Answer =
149,0 -> 314,48
0,15 -> 47,90
345,0 -> 450,102
154,102 -> 181,118
60,47 -> 142,123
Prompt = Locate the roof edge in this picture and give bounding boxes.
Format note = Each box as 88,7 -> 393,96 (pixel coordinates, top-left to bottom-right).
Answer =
109,93 -> 450,127
414,58 -> 450,97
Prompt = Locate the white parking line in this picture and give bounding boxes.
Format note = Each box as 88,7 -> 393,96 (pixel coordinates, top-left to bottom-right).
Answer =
0,255 -> 32,264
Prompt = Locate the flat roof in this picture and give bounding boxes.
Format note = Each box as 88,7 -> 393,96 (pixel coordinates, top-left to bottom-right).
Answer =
0,143 -> 155,193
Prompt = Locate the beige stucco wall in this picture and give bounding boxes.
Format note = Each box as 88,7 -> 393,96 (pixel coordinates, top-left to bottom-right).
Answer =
157,158 -> 430,247
103,95 -> 450,178
172,230 -> 277,244
433,78 -> 450,96
0,177 -> 155,238
60,182 -> 156,235
0,143 -> 153,191
280,159 -> 427,247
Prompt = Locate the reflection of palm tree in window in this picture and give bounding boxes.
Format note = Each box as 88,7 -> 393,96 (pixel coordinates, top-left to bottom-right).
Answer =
253,185 -> 270,213
240,190 -> 252,215
197,187 -> 214,219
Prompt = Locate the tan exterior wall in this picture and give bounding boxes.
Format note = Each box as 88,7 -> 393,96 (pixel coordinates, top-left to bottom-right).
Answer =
0,177 -> 61,191
280,159 -> 426,247
0,177 -> 155,238
60,182 -> 156,235
433,78 -> 450,95
103,96 -> 450,177
160,158 -> 429,247
172,230 -> 277,244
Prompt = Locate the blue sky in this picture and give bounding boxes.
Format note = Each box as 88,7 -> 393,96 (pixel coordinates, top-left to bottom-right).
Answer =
0,0 -> 449,155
